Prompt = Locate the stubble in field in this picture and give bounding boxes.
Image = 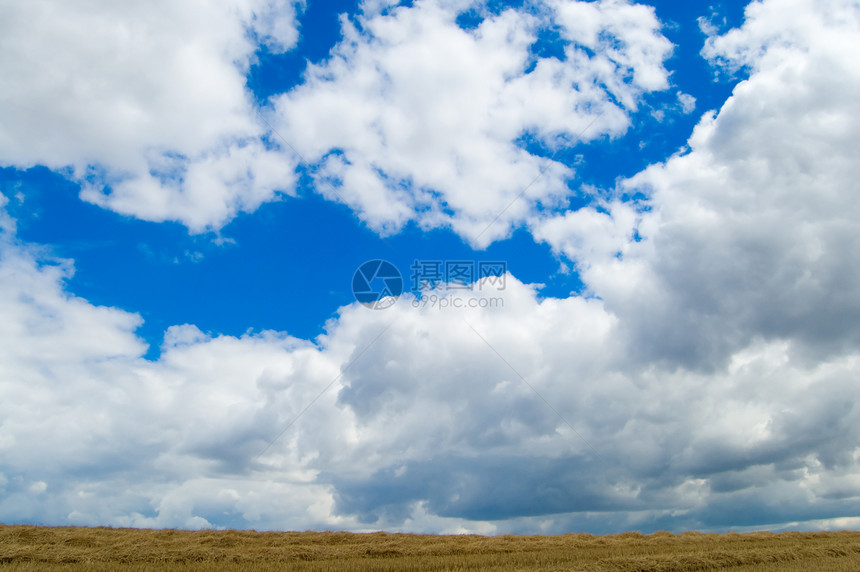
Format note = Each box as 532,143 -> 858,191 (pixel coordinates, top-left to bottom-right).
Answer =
2,525 -> 860,571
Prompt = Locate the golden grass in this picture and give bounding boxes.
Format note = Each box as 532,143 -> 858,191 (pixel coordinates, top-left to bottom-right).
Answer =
2,525 -> 860,571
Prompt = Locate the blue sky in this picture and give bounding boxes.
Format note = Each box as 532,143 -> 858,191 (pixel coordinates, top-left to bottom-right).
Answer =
3,0 -> 739,356
1,0 -> 860,534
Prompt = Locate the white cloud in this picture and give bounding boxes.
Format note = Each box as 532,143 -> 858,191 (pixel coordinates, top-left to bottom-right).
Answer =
0,0 -> 674,240
2,0 -> 860,536
538,0 -> 860,369
677,91 -> 696,114
1,193 -> 859,532
532,199 -> 639,271
702,0 -> 860,73
0,0 -> 299,232
270,0 -> 672,245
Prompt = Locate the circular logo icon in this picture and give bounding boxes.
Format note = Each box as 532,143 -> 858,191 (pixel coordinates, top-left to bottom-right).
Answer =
352,260 -> 403,310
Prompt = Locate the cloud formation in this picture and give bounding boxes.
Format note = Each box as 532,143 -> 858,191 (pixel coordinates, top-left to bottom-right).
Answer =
271,0 -> 673,245
1,0 -> 860,535
0,0 -> 674,241
0,0 -> 300,231
536,0 -> 860,370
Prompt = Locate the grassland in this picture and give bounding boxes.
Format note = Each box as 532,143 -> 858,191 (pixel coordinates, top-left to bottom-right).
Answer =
2,525 -> 860,571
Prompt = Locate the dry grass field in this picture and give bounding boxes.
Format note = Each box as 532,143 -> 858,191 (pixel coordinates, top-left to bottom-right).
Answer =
2,525 -> 860,571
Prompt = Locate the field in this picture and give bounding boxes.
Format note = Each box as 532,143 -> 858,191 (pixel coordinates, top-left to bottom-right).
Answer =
2,525 -> 860,571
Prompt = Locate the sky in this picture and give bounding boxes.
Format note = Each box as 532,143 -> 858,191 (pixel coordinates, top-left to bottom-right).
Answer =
0,0 -> 859,535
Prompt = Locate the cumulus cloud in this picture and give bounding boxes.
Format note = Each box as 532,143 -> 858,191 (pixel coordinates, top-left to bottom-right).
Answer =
2,0 -> 860,536
270,0 -> 672,245
0,0 -> 674,240
2,207 -> 860,533
0,0 -> 299,231
536,0 -> 860,370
